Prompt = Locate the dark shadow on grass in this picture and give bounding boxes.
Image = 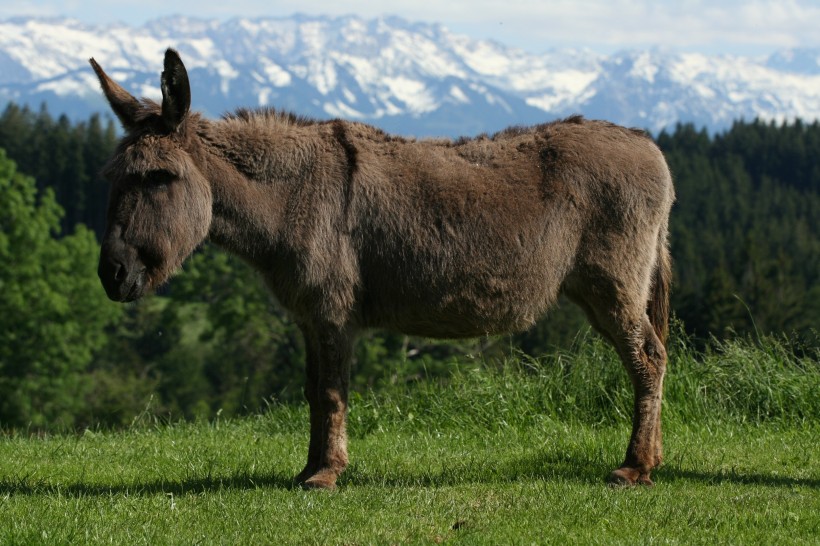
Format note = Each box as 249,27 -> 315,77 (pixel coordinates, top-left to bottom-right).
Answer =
656,466 -> 820,489
343,449 -> 820,490
0,449 -> 613,497
2,454 -> 817,497
0,470 -> 299,497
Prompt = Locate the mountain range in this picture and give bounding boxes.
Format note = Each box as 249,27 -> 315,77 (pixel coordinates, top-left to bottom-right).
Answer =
2,14 -> 820,137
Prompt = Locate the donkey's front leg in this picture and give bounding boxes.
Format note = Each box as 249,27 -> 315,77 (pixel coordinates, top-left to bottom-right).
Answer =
297,323 -> 354,490
294,322 -> 323,484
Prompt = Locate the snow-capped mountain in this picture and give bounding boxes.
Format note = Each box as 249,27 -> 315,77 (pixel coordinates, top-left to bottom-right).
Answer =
2,15 -> 820,137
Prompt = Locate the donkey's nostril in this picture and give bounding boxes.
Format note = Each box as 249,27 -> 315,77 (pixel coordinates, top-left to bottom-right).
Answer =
99,249 -> 144,302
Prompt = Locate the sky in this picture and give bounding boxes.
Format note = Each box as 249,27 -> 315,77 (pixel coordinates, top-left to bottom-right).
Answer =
1,0 -> 820,56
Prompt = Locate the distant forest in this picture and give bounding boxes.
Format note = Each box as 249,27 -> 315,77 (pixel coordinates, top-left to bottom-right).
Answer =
0,102 -> 818,429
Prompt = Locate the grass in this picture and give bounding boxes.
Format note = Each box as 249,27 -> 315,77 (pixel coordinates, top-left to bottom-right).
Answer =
1,333 -> 818,544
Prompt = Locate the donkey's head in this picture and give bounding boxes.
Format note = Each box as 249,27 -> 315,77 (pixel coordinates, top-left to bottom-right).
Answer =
91,49 -> 212,302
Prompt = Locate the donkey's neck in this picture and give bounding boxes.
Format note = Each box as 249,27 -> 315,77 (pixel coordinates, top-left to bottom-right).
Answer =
196,115 -> 322,266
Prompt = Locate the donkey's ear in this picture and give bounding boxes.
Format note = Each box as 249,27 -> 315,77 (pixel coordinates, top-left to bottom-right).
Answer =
89,57 -> 141,130
160,48 -> 191,132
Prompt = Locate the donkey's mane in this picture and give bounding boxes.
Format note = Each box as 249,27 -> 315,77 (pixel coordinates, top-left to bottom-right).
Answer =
221,106 -> 416,144
216,109 -> 653,149
223,107 -> 320,128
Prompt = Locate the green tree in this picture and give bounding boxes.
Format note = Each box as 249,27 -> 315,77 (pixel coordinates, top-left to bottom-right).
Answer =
82,114 -> 117,237
0,103 -> 119,240
0,149 -> 121,428
660,120 -> 819,347
168,245 -> 306,413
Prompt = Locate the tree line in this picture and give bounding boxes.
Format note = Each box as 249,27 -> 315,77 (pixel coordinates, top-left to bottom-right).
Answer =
658,120 -> 819,342
0,102 -> 817,429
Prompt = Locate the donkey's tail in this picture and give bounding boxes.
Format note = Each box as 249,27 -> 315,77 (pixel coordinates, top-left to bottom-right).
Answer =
648,222 -> 672,345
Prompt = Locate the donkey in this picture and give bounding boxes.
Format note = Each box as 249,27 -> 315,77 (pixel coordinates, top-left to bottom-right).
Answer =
91,49 -> 674,489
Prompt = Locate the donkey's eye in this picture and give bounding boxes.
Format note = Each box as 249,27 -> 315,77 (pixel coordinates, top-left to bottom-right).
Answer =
143,170 -> 176,189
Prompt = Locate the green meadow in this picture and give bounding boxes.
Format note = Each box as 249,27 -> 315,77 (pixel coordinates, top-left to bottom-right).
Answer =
1,335 -> 818,544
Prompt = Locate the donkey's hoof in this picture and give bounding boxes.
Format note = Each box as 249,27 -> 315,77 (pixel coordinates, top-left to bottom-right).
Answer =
301,479 -> 337,491
637,474 -> 654,486
300,469 -> 339,491
607,467 -> 654,487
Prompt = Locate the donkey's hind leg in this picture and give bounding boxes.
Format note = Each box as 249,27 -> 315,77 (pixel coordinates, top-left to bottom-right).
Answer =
607,315 -> 666,486
568,290 -> 666,486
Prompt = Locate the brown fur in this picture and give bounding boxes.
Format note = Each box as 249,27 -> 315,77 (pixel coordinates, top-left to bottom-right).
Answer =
92,49 -> 674,489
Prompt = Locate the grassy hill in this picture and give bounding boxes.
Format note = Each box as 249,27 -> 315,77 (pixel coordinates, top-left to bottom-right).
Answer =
1,334 -> 818,544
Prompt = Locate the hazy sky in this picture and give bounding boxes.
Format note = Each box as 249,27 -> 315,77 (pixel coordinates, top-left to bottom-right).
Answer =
2,0 -> 819,56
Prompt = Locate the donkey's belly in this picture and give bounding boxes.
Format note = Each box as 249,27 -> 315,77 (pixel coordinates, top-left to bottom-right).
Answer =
361,273 -> 558,339
356,212 -> 575,338
387,311 -> 538,339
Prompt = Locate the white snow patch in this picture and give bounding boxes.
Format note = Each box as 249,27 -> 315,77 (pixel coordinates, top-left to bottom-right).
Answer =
342,87 -> 357,103
630,53 -> 659,83
138,84 -> 162,99
184,39 -> 218,64
509,68 -> 598,95
334,55 -> 379,89
324,101 -> 366,119
341,18 -> 370,45
213,60 -> 239,80
125,35 -> 167,65
35,77 -> 84,96
299,21 -> 328,53
693,83 -> 716,100
453,40 -> 511,76
382,76 -> 436,113
308,60 -> 338,95
388,30 -> 465,79
449,85 -> 469,103
260,59 -> 292,87
669,53 -> 714,82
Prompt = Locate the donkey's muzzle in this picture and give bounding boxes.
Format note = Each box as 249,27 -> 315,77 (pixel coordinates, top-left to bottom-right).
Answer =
98,231 -> 148,302
98,253 -> 146,302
